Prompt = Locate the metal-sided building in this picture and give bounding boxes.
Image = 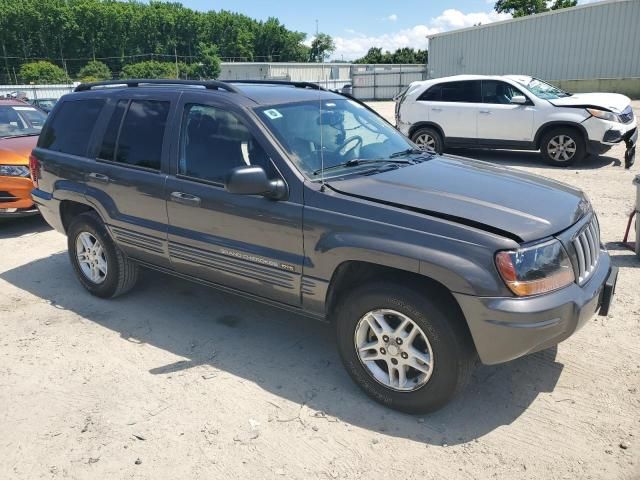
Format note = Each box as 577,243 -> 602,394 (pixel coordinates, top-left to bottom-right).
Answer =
427,0 -> 640,97
217,62 -> 426,100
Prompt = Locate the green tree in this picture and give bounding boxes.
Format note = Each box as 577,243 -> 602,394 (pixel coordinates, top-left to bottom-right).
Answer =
354,47 -> 428,64
0,0 -> 312,81
19,61 -> 68,83
190,43 -> 221,79
309,33 -> 335,63
77,60 -> 111,82
495,0 -> 577,17
121,60 -> 177,79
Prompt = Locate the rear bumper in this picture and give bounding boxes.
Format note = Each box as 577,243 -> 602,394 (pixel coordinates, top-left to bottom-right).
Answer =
454,251 -> 614,365
0,206 -> 39,218
31,188 -> 64,232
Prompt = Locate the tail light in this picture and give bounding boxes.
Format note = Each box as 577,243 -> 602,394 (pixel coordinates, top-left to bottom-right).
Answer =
29,153 -> 41,188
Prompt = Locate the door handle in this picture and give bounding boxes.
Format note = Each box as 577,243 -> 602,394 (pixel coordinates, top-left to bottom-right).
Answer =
431,107 -> 442,112
479,110 -> 492,114
170,191 -> 201,206
87,172 -> 110,183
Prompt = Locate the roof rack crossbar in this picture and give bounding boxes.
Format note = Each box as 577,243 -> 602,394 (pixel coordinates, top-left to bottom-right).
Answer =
74,79 -> 240,93
227,80 -> 325,91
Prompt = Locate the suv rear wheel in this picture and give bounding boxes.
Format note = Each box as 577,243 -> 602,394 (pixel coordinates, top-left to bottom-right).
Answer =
411,127 -> 443,154
540,127 -> 585,166
335,282 -> 475,413
67,212 -> 138,298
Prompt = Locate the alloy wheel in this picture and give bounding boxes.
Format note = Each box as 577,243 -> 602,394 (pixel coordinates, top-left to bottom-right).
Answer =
414,133 -> 437,153
354,309 -> 434,391
75,232 -> 108,284
547,134 -> 577,162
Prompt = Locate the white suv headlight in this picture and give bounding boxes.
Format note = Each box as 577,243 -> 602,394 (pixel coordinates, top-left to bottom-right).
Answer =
586,108 -> 620,123
0,165 -> 30,177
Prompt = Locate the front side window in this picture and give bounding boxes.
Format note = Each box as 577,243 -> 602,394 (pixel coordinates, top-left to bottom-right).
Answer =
179,104 -> 271,183
38,99 -> 104,155
481,81 -> 525,104
98,99 -> 169,170
257,98 -> 415,179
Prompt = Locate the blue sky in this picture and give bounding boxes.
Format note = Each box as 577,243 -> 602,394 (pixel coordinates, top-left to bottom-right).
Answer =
178,0 -> 594,60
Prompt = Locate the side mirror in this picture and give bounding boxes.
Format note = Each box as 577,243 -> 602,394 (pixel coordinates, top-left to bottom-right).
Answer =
510,95 -> 527,105
224,165 -> 287,200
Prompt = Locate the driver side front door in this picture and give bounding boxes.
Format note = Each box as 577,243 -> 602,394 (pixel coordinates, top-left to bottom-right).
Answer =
165,95 -> 305,306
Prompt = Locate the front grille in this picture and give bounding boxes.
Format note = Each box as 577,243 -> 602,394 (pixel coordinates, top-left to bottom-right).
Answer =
572,216 -> 601,285
619,105 -> 634,124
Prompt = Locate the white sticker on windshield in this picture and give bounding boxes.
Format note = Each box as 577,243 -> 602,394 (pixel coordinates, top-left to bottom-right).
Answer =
325,102 -> 336,107
13,106 -> 37,111
264,109 -> 283,120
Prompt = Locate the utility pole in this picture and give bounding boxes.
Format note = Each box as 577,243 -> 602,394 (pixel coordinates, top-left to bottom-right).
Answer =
174,45 -> 179,78
315,19 -> 319,36
2,41 -> 12,85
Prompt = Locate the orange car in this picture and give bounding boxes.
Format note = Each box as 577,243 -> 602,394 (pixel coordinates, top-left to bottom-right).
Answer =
0,99 -> 47,217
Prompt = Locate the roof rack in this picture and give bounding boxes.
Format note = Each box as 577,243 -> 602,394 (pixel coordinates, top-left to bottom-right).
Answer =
74,79 -> 240,93
227,80 -> 326,91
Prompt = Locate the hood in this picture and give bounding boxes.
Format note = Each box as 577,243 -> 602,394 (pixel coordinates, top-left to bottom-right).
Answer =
329,156 -> 590,243
548,92 -> 630,113
0,135 -> 38,165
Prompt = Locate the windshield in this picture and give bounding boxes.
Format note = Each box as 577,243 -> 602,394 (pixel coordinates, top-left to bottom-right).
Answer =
0,105 -> 46,138
257,98 -> 415,179
519,78 -> 571,100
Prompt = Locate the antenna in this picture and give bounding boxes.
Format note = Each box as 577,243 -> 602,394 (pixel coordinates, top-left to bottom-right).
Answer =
318,69 -> 325,192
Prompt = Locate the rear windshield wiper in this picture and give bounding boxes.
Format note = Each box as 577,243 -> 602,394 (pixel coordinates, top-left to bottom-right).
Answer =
313,158 -> 412,175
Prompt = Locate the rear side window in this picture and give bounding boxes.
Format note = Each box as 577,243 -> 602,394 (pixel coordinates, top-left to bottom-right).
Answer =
98,99 -> 170,170
440,81 -> 480,103
39,99 -> 105,156
418,85 -> 441,101
98,100 -> 127,161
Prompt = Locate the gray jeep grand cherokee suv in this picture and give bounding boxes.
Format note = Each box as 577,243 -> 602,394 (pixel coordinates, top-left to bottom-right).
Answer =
30,79 -> 617,413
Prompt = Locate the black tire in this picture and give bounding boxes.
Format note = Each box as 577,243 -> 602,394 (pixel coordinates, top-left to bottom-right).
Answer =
335,282 -> 475,414
540,127 -> 586,166
411,127 -> 444,154
67,212 -> 138,298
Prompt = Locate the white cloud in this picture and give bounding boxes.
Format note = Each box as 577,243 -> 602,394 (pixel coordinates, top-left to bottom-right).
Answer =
335,8 -> 511,60
387,14 -> 398,22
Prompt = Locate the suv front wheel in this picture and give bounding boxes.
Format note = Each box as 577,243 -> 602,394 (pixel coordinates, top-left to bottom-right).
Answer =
67,212 -> 139,298
540,127 -> 586,166
335,282 -> 475,413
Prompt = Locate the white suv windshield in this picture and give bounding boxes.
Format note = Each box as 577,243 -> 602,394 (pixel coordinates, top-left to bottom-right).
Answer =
257,98 -> 415,179
519,78 -> 571,100
0,105 -> 46,138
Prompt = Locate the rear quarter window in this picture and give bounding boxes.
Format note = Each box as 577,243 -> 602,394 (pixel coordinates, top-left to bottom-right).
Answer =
38,99 -> 105,156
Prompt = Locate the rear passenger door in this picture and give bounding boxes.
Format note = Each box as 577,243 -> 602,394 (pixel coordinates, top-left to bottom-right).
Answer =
165,93 -> 304,306
421,80 -> 480,142
86,93 -> 175,267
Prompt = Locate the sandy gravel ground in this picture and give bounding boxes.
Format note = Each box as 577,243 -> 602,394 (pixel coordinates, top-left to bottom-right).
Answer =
0,102 -> 639,480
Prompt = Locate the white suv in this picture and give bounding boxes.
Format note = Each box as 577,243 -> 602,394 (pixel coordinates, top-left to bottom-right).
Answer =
396,75 -> 637,167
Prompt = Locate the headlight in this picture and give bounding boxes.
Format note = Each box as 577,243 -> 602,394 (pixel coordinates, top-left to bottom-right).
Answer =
586,108 -> 619,123
495,239 -> 575,296
0,165 -> 30,177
